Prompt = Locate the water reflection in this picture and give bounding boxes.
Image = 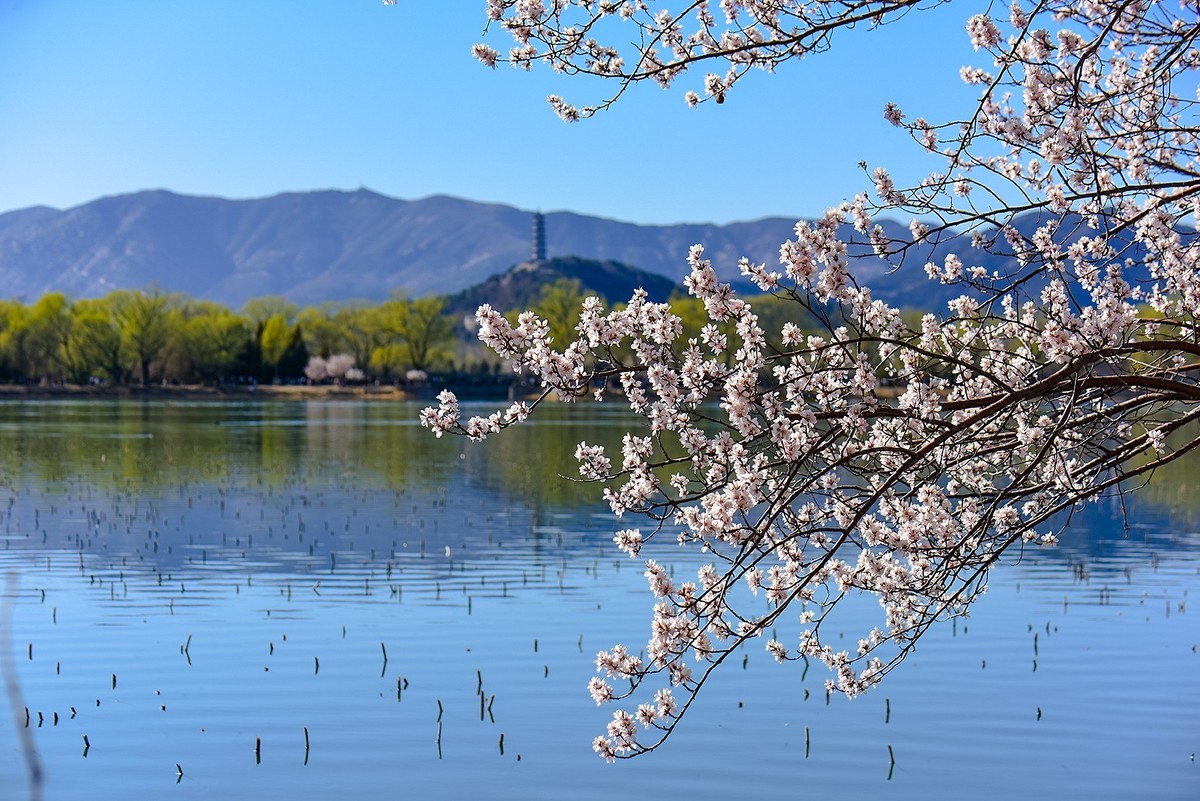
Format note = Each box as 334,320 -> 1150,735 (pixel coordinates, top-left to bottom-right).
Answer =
0,400 -> 633,513
0,400 -> 1195,801
3,400 -> 1198,573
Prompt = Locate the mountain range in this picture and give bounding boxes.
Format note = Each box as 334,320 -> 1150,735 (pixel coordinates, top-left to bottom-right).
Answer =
0,188 -> 968,310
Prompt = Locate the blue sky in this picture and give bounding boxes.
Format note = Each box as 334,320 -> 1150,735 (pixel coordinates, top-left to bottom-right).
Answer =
0,1 -> 979,225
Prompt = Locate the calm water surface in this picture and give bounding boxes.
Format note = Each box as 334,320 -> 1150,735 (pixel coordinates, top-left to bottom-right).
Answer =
0,400 -> 1195,799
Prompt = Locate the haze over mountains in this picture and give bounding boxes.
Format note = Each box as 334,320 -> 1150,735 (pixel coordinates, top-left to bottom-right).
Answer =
0,188 -> 948,309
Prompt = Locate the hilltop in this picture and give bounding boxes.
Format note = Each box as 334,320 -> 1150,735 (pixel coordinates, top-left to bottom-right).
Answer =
443,255 -> 678,319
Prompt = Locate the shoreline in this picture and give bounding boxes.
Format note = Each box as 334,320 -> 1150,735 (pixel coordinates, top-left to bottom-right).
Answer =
0,382 -> 907,403
0,383 -> 419,401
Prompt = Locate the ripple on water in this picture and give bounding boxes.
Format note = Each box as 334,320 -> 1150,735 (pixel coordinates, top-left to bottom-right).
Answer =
0,400 -> 1196,801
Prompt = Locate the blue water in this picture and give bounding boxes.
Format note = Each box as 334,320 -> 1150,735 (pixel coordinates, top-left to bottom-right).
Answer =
0,400 -> 1195,799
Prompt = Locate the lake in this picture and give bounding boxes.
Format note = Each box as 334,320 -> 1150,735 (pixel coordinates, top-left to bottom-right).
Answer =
0,400 -> 1195,799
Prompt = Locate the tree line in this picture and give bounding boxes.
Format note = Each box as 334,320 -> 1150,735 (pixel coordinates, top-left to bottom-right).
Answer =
0,289 -> 460,386
0,279 -> 851,387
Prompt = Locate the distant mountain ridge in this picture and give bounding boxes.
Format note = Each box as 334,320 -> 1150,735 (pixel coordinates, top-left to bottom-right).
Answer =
0,188 -> 960,309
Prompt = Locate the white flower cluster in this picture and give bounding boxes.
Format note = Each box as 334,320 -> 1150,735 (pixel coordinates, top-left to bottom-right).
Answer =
408,0 -> 1200,760
304,353 -> 358,383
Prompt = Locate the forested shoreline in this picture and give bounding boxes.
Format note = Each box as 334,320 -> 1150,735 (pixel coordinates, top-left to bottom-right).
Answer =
0,287 -> 505,388
0,381 -> 411,399
0,281 -> 839,390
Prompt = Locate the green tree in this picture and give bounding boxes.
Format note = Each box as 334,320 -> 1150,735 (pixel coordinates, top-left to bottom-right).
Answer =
173,302 -> 252,384
377,295 -> 455,372
368,344 -> 407,379
238,323 -> 267,382
334,304 -> 388,370
115,289 -> 173,385
14,293 -> 73,382
277,324 -> 309,380
297,304 -> 344,359
0,299 -> 24,381
65,297 -> 123,383
259,313 -> 292,380
532,278 -> 590,348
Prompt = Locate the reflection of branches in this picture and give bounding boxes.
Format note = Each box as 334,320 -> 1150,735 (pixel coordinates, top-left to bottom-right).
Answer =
2,572 -> 43,801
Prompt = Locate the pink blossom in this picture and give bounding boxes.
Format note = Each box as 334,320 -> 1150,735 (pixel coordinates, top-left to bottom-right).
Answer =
410,0 -> 1200,761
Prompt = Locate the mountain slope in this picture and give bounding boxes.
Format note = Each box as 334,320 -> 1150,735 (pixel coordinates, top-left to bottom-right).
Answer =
0,188 -> 970,310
